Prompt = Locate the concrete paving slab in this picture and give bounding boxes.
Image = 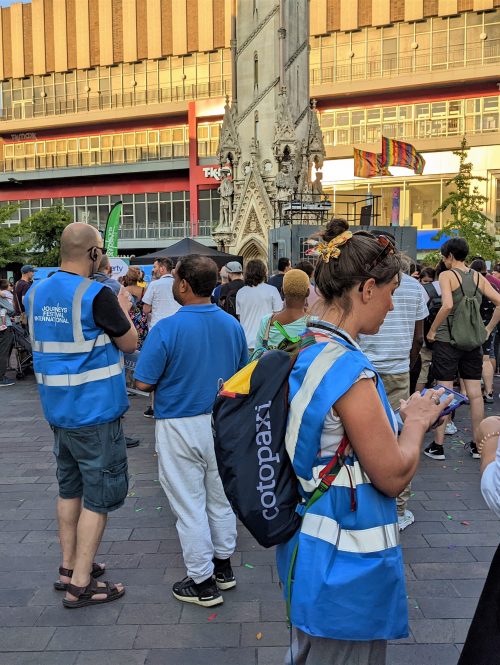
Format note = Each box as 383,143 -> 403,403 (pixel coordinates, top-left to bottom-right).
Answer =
0,375 -> 498,664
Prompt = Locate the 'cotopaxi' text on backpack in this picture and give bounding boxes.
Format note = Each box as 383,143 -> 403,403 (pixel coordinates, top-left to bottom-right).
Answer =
212,331 -> 350,548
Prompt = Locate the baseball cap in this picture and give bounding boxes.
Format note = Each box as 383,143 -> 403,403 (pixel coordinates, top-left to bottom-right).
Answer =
21,265 -> 36,274
226,261 -> 243,274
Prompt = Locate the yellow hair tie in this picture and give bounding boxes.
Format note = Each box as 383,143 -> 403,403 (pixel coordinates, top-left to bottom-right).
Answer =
316,231 -> 353,263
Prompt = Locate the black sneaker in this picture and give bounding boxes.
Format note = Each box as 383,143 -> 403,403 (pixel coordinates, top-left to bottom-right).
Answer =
465,441 -> 481,459
172,576 -> 223,607
484,393 -> 494,404
125,437 -> 140,448
424,442 -> 446,460
213,557 -> 236,591
143,406 -> 154,419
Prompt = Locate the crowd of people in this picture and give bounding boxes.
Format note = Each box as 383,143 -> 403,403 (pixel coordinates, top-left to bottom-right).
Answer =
5,219 -> 500,664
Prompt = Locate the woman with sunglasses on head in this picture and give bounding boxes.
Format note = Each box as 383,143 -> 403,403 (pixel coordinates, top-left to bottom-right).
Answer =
277,219 -> 451,665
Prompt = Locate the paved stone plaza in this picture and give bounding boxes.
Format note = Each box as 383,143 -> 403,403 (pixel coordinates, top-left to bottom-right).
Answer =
0,376 -> 498,665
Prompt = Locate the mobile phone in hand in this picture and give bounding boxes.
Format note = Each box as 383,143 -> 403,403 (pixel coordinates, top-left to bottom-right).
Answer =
422,385 -> 469,416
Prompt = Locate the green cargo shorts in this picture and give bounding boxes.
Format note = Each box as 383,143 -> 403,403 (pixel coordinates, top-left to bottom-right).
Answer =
52,418 -> 128,514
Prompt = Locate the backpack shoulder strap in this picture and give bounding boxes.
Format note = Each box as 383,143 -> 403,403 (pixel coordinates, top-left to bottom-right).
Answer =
262,315 -> 274,349
472,270 -> 481,297
450,269 -> 465,297
424,283 -> 438,301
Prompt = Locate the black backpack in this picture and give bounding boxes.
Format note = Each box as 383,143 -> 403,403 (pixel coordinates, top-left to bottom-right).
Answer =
212,332 -> 349,548
213,351 -> 302,547
423,282 -> 441,347
221,282 -> 243,318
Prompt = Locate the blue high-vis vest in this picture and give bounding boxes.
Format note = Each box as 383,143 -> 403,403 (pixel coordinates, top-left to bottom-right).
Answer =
25,271 -> 128,429
276,332 -> 408,641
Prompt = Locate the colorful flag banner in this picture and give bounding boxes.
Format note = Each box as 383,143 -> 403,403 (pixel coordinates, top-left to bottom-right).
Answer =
353,148 -> 392,178
104,201 -> 122,258
381,137 -> 425,175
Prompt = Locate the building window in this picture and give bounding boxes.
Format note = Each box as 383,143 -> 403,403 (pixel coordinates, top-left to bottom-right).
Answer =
2,126 -> 189,173
310,10 -> 500,84
0,191 -> 196,241
0,51 -> 231,122
319,94 -> 500,147
198,188 -> 220,236
196,122 -> 221,158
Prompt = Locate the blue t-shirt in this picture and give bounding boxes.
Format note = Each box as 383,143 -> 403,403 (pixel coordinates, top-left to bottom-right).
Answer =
134,303 -> 248,418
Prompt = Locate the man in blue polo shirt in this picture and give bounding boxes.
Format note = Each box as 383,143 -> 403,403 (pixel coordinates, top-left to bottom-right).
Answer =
135,254 -> 247,608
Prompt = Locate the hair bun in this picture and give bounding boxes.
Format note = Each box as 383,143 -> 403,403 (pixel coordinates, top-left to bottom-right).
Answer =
322,218 -> 349,242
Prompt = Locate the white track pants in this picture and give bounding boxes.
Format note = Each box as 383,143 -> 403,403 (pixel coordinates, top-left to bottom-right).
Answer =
155,414 -> 237,583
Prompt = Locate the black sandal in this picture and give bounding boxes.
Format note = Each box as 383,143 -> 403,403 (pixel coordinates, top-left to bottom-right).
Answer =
54,562 -> 105,591
62,577 -> 125,609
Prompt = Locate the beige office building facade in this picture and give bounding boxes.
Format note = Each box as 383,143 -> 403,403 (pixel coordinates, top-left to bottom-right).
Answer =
0,0 -> 498,257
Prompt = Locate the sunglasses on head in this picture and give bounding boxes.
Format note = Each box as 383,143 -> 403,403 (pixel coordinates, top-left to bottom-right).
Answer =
357,235 -> 396,292
366,235 -> 395,272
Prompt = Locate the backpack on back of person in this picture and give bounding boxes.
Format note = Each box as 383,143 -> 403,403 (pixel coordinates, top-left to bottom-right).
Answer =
448,269 -> 488,352
423,282 -> 441,347
221,282 -> 243,318
212,330 -> 349,548
223,291 -> 238,318
480,277 -> 500,324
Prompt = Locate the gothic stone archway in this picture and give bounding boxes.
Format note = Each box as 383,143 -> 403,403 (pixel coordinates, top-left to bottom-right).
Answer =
239,238 -> 267,263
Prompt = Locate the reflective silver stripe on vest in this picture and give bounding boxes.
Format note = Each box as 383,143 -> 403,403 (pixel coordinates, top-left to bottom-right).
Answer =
301,513 -> 399,554
27,284 -> 38,342
31,333 -> 111,354
29,277 -> 98,351
299,459 -> 372,495
286,343 -> 346,477
35,361 -> 123,387
72,279 -> 93,343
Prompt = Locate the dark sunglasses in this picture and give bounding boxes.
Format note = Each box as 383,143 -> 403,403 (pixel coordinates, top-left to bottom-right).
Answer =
87,246 -> 107,256
366,235 -> 395,272
358,235 -> 396,292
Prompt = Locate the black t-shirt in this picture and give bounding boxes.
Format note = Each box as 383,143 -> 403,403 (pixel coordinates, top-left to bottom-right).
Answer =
93,287 -> 131,339
219,279 -> 244,304
14,279 -> 31,313
268,273 -> 285,299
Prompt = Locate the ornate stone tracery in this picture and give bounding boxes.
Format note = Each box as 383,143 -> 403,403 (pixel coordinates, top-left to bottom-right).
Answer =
212,0 -> 319,260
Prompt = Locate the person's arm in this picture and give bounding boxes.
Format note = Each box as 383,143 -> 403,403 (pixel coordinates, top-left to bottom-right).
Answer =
141,283 -> 153,315
427,272 -> 454,341
478,274 -> 500,334
134,326 -> 166,392
0,296 -> 14,316
335,379 -> 451,497
409,319 -> 424,369
235,289 -> 242,322
478,416 -> 500,517
93,287 -> 138,353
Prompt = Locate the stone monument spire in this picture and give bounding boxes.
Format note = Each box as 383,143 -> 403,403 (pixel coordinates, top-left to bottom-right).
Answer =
213,0 -> 323,261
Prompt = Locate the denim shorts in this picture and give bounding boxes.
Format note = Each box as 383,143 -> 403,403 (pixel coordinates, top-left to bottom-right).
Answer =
52,418 -> 128,514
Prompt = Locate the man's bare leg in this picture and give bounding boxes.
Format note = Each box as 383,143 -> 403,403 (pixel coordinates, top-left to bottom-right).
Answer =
65,507 -> 123,601
57,497 -> 81,584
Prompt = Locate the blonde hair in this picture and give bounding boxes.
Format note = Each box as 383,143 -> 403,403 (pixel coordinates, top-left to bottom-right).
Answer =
283,269 -> 310,299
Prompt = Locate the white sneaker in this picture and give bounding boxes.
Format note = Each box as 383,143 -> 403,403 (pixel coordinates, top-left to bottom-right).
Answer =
398,509 -> 415,532
445,422 -> 457,435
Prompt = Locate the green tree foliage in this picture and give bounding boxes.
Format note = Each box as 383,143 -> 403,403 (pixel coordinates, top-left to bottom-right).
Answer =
430,136 -> 496,262
0,204 -> 29,268
21,205 -> 73,267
